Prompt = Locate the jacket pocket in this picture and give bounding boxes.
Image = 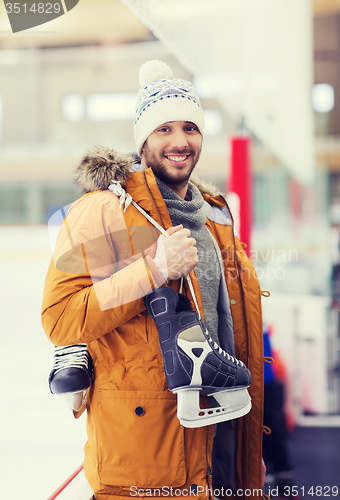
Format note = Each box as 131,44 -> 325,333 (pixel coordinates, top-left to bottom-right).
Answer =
97,389 -> 186,488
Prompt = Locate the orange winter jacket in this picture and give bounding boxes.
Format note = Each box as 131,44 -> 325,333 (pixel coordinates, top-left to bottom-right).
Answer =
42,147 -> 264,500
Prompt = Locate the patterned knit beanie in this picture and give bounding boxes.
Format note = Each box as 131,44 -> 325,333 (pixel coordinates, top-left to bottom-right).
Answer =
134,60 -> 204,155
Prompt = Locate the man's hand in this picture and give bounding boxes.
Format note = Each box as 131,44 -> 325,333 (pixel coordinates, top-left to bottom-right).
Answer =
154,224 -> 198,280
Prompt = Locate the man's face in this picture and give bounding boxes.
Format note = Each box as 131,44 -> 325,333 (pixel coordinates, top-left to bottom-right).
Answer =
141,121 -> 202,190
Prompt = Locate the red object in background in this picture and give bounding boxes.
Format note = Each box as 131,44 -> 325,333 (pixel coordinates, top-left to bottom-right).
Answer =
289,178 -> 301,237
46,464 -> 84,500
229,136 -> 253,256
289,178 -> 301,220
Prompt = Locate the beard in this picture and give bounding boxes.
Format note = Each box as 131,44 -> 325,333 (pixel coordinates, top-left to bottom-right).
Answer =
142,145 -> 201,188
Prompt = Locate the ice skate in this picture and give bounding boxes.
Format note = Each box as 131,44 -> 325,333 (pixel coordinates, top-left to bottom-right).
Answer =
145,286 -> 252,428
49,344 -> 94,411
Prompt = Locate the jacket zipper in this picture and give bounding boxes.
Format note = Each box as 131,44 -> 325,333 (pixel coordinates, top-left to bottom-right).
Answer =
206,464 -> 213,496
227,203 -> 252,491
218,200 -> 250,365
233,233 -> 250,365
228,210 -> 249,366
206,426 -> 213,499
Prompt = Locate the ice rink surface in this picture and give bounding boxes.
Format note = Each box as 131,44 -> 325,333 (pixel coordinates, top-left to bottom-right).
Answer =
0,226 -> 87,500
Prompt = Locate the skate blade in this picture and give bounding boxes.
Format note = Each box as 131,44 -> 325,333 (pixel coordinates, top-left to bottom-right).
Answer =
173,387 -> 251,428
63,390 -> 87,411
172,384 -> 250,397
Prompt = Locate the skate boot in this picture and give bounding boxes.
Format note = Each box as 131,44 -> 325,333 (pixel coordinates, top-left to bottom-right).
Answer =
145,286 -> 252,428
49,344 -> 94,411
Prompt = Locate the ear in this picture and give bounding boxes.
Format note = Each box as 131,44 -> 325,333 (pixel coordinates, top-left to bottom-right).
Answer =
140,149 -> 146,168
140,140 -> 147,167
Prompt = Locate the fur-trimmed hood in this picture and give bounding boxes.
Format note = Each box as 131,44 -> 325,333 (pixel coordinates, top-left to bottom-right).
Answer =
74,145 -> 218,197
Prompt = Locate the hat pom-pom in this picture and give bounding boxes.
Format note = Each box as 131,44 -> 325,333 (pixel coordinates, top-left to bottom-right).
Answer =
139,60 -> 173,87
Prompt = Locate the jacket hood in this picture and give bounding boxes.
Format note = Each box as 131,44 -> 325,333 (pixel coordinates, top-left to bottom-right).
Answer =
75,145 -> 218,197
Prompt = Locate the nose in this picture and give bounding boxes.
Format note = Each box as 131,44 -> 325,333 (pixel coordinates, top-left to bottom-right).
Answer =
170,128 -> 189,151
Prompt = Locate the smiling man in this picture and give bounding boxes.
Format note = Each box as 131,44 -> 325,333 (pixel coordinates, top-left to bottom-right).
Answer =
140,121 -> 202,198
134,60 -> 205,200
42,60 -> 265,500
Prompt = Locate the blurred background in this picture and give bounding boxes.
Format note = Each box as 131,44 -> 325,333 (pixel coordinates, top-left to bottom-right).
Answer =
1,0 -> 340,498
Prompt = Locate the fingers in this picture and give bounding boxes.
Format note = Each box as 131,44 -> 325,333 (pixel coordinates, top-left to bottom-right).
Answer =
165,226 -> 192,240
156,225 -> 199,280
166,225 -> 183,236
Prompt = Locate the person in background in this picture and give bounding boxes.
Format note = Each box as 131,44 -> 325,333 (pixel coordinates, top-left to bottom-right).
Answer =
263,324 -> 298,500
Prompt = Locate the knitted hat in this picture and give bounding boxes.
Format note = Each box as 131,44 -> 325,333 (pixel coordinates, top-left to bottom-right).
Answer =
134,60 -> 204,155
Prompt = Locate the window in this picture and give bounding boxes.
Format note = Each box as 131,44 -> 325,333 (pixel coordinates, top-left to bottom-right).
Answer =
62,95 -> 85,122
86,93 -> 137,121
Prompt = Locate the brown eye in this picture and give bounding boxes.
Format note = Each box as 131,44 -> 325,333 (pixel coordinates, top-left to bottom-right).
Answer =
185,125 -> 198,132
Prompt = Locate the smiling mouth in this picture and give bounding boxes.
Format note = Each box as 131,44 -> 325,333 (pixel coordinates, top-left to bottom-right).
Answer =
165,154 -> 190,162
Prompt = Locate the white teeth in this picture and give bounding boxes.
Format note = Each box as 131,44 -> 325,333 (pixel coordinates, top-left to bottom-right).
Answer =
167,155 -> 188,162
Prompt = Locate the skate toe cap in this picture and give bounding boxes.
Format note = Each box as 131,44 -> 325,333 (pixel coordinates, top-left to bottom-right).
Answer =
236,366 -> 252,387
49,367 -> 92,394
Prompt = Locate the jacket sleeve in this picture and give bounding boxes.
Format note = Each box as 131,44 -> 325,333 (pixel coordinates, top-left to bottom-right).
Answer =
41,191 -> 165,346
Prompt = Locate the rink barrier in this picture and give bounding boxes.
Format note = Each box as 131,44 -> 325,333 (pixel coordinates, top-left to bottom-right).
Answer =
46,464 -> 84,500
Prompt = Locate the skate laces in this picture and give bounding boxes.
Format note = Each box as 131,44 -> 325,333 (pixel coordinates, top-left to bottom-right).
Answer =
207,334 -> 244,366
52,344 -> 91,374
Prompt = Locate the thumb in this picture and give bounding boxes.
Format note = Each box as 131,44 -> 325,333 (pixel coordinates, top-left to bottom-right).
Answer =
165,224 -> 183,237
